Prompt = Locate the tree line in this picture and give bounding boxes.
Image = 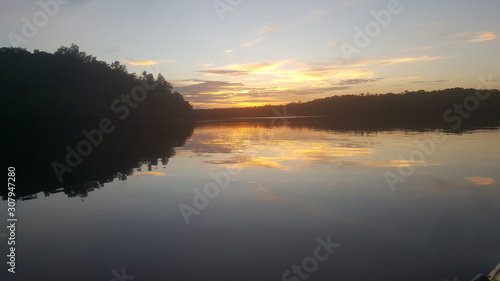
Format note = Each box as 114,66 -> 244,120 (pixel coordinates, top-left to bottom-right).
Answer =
0,44 -> 193,124
194,88 -> 500,128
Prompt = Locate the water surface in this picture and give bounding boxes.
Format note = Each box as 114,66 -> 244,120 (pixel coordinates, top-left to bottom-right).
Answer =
2,120 -> 499,281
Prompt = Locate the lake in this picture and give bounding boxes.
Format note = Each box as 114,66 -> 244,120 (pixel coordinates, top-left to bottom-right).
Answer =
1,118 -> 499,281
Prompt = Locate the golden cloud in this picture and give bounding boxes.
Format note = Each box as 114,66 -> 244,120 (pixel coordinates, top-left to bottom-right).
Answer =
203,60 -> 373,83
347,56 -> 446,67
123,60 -> 175,66
467,31 -> 497,42
191,55 -> 444,107
225,61 -> 298,73
203,56 -> 439,82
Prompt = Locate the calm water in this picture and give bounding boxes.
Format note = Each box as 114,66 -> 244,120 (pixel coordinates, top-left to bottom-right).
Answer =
1,120 -> 500,281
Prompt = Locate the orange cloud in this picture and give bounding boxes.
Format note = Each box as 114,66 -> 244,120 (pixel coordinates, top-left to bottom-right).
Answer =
202,60 -> 373,82
424,30 -> 497,43
190,55 -> 445,107
224,61 -> 299,73
123,60 -> 175,66
346,56 -> 447,67
467,32 -> 497,42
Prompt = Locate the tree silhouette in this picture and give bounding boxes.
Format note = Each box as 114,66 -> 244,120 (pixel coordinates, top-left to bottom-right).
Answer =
0,44 -> 193,124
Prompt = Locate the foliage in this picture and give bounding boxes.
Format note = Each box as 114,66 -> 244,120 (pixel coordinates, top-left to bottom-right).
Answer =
0,44 -> 193,123
195,88 -> 500,128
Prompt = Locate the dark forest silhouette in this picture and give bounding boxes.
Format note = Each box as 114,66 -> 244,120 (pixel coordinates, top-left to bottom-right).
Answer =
195,89 -> 500,128
0,44 -> 193,123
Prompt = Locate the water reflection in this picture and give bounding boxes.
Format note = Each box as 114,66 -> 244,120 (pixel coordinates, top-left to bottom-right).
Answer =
1,121 -> 194,199
1,120 -> 499,281
183,120 -> 458,176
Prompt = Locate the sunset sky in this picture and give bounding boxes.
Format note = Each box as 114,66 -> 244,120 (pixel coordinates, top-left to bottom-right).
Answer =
1,0 -> 499,108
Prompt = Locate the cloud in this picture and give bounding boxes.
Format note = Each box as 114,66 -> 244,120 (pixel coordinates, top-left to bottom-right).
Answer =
191,60 -> 374,106
189,55 -> 445,107
298,67 -> 374,81
226,61 -> 296,73
376,56 -> 445,65
321,86 -> 351,91
242,37 -> 266,47
186,54 -> 446,108
199,69 -> 249,76
225,50 -> 234,57
225,61 -> 371,80
257,26 -> 280,36
200,61 -> 299,76
401,46 -> 433,52
173,80 -> 292,108
280,87 -> 352,96
336,78 -> 383,85
465,31 -> 497,42
242,25 -> 280,47
344,56 -> 448,67
174,80 -> 245,95
408,79 -> 447,84
208,60 -> 369,79
122,60 -> 175,66
175,82 -> 290,108
198,62 -> 213,67
429,31 -> 497,43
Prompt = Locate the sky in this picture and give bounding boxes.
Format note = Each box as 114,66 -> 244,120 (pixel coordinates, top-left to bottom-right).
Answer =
1,0 -> 499,108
